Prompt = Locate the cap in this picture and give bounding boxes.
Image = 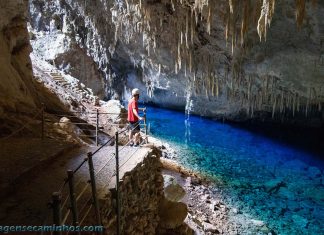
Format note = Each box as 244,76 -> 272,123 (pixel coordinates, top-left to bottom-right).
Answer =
132,88 -> 140,96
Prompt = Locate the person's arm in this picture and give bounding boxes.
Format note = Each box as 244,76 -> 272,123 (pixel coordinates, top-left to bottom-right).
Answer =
133,108 -> 144,120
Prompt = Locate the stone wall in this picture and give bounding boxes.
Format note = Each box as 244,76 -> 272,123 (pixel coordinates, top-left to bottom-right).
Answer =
99,148 -> 193,235
100,148 -> 164,234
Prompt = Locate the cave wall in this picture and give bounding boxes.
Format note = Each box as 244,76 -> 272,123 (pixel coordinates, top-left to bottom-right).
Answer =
28,0 -> 113,98
0,0 -> 37,114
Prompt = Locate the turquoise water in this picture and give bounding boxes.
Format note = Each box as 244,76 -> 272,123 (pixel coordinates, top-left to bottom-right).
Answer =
146,106 -> 324,234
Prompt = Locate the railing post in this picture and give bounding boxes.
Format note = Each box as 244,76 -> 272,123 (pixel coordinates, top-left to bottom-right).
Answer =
52,192 -> 62,235
87,152 -> 101,226
115,131 -> 121,235
143,108 -> 148,143
96,109 -> 99,146
67,170 -> 80,231
41,103 -> 45,140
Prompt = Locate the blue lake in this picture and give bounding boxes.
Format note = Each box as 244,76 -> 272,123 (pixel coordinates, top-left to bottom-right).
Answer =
145,105 -> 324,234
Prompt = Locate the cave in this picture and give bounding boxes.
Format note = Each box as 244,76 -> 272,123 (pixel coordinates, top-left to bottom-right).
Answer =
0,0 -> 323,234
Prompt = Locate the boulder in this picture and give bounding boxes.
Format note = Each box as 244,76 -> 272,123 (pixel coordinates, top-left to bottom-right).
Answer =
58,117 -> 72,130
203,222 -> 219,233
158,198 -> 188,229
164,183 -> 186,202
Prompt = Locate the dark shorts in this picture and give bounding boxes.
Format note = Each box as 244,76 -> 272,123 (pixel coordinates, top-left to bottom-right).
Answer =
129,121 -> 140,134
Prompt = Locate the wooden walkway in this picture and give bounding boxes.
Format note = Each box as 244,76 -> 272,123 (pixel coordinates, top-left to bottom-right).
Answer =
0,144 -> 151,226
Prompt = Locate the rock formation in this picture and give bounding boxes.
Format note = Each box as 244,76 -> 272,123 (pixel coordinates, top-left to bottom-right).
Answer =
0,0 -> 37,112
27,0 -> 324,126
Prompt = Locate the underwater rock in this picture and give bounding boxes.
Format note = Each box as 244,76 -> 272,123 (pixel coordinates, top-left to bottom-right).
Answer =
307,166 -> 321,179
250,219 -> 265,227
292,214 -> 309,229
277,187 -> 295,200
264,179 -> 286,194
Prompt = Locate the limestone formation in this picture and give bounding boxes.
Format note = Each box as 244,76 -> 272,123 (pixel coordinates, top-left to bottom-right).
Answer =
27,0 -> 324,126
0,0 -> 37,113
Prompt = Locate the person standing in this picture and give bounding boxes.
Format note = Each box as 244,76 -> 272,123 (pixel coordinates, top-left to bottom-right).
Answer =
128,88 -> 144,146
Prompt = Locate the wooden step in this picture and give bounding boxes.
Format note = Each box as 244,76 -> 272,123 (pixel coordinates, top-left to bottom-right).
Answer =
50,72 -> 61,76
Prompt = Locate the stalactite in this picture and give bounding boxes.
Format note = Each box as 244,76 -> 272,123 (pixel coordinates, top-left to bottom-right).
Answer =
280,90 -> 284,114
189,51 -> 192,73
297,93 -> 300,112
241,0 -> 249,45
207,2 -> 211,35
216,76 -> 219,97
292,92 -> 296,117
229,0 -> 234,14
259,90 -> 263,110
296,0 -> 306,29
177,39 -> 181,70
257,0 -> 275,41
319,87 -> 322,111
110,0 -> 314,115
225,14 -> 230,45
191,9 -> 195,44
251,96 -> 254,118
185,11 -> 189,49
272,96 -> 277,119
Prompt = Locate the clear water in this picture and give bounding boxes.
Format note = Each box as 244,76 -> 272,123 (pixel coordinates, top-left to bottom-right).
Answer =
145,106 -> 324,234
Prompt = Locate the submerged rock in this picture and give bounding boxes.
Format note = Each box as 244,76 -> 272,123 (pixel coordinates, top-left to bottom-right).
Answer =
250,219 -> 265,227
292,214 -> 309,229
307,166 -> 321,179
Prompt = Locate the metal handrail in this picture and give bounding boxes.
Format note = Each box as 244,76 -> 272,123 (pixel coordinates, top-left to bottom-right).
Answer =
47,107 -> 149,235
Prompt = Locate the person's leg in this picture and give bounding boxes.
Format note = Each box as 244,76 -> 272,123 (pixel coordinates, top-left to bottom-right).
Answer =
128,130 -> 133,145
134,132 -> 141,145
128,123 -> 135,145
